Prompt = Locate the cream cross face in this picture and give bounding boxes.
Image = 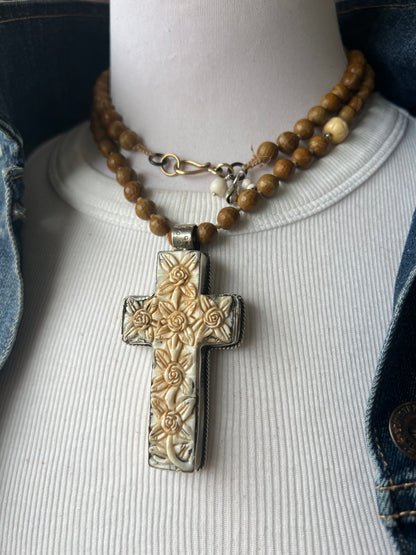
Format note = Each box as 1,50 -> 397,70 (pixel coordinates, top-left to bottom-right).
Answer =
122,249 -> 243,472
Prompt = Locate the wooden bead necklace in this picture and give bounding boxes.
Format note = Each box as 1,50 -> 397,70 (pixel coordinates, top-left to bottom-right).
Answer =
90,50 -> 374,472
90,49 -> 374,248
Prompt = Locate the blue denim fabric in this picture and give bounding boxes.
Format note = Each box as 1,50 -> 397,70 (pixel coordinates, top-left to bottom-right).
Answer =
337,0 -> 416,114
0,1 -> 415,552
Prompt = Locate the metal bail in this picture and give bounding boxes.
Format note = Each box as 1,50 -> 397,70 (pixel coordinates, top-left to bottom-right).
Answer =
171,225 -> 200,250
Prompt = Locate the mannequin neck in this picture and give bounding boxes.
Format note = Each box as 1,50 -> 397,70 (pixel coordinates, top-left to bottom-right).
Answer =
106,0 -> 346,191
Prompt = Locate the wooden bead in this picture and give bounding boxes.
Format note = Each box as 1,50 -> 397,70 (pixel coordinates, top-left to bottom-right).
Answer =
323,117 -> 349,144
341,71 -> 361,91
257,141 -> 279,163
277,132 -> 299,154
256,174 -> 278,197
356,86 -> 372,102
331,83 -> 351,103
93,126 -> 108,143
116,166 -> 135,186
108,120 -> 126,141
94,97 -> 113,113
273,158 -> 295,181
347,62 -> 365,79
308,135 -> 329,157
292,147 -> 313,169
320,92 -> 342,113
197,222 -> 218,245
307,106 -> 329,126
124,181 -> 142,203
338,105 -> 356,125
349,95 -> 363,113
237,189 -> 259,212
149,214 -> 171,237
101,109 -> 122,127
107,152 -> 128,172
119,130 -> 139,150
217,207 -> 240,229
293,118 -> 314,140
348,50 -> 366,65
98,138 -> 118,157
135,197 -> 156,220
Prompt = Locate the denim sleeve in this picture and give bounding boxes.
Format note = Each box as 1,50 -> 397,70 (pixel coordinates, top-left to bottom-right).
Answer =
366,208 -> 416,553
0,120 -> 24,369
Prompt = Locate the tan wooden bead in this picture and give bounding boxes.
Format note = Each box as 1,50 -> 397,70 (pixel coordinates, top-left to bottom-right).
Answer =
149,214 -> 171,237
323,117 -> 349,144
257,141 -> 279,163
116,166 -> 135,186
108,120 -> 127,141
331,83 -> 351,103
237,189 -> 259,212
307,106 -> 329,126
341,71 -> 361,91
98,138 -> 118,157
349,95 -> 363,113
338,105 -> 356,125
94,97 -> 113,113
308,135 -> 329,157
277,131 -> 299,154
363,75 -> 375,92
348,50 -> 366,65
101,109 -> 122,127
119,129 -> 139,150
93,126 -> 108,143
135,197 -> 156,220
357,86 -> 372,102
292,147 -> 313,169
347,62 -> 365,79
217,206 -> 240,229
293,118 -> 315,140
124,181 -> 142,203
256,174 -> 278,197
273,158 -> 295,181
107,152 -> 128,173
320,92 -> 342,113
197,222 -> 218,245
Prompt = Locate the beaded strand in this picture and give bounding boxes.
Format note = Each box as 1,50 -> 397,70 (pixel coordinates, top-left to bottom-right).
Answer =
90,49 -> 374,246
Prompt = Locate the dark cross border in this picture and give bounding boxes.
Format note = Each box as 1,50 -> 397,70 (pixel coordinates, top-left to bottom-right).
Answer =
122,248 -> 244,472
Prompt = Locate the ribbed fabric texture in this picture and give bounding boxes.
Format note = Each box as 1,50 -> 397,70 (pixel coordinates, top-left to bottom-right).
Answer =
0,96 -> 415,553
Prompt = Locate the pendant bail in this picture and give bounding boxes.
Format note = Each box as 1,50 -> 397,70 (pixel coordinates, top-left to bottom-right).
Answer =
171,225 -> 200,250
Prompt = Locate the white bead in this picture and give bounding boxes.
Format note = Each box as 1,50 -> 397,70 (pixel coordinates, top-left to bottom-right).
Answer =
242,178 -> 252,189
323,117 -> 349,144
210,177 -> 227,197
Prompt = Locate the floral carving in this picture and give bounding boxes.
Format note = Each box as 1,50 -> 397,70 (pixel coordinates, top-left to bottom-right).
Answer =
122,249 -> 242,471
123,297 -> 158,343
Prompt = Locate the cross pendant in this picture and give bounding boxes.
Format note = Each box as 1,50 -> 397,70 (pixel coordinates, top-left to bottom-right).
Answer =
121,243 -> 244,472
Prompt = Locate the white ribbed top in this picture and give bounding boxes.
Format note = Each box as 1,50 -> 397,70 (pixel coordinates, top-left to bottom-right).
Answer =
0,95 -> 415,554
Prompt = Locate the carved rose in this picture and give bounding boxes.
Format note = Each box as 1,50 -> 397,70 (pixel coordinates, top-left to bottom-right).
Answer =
204,307 -> 225,329
156,300 -> 197,345
151,348 -> 193,394
123,297 -> 158,343
167,310 -> 188,333
200,295 -> 233,344
157,252 -> 198,298
164,362 -> 184,386
132,309 -> 151,330
161,410 -> 182,434
169,265 -> 190,286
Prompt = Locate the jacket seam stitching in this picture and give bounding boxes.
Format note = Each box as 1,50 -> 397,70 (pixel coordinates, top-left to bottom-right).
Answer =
374,429 -> 409,554
0,13 -> 106,26
376,481 -> 416,491
379,510 -> 416,520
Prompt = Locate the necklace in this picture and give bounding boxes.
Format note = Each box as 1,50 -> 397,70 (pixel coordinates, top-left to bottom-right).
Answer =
90,50 -> 374,472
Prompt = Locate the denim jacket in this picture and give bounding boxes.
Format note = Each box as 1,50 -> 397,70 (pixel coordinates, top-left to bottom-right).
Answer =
0,1 -> 415,552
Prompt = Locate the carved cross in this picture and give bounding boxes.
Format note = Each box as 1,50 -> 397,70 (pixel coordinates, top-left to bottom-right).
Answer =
122,249 -> 243,472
